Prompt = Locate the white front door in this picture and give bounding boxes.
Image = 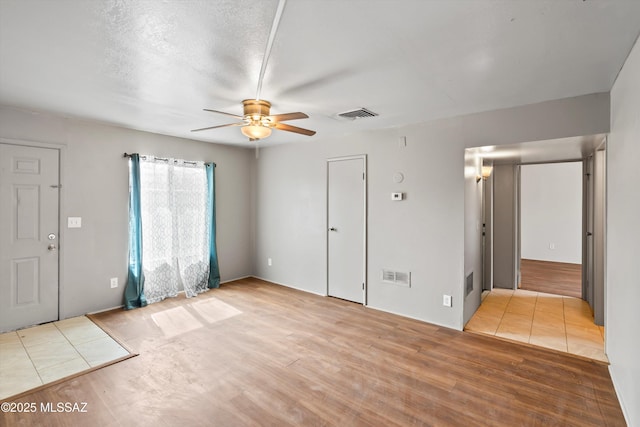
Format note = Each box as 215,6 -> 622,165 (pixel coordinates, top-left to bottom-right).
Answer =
0,143 -> 60,332
327,156 -> 366,304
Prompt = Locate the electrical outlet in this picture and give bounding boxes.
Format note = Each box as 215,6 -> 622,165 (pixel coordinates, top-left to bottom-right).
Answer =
67,217 -> 82,228
110,277 -> 118,288
268,258 -> 272,266
549,242 -> 556,250
443,294 -> 452,307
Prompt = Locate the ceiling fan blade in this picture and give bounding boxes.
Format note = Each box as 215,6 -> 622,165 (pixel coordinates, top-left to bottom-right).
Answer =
191,122 -> 245,132
274,122 -> 316,136
203,108 -> 244,119
269,112 -> 308,122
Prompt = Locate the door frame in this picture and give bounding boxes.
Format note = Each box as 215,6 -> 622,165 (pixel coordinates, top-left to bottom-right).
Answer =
326,154 -> 367,305
0,137 -> 66,324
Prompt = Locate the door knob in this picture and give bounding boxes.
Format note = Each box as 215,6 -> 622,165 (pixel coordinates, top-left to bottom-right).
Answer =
47,244 -> 57,251
329,227 -> 337,231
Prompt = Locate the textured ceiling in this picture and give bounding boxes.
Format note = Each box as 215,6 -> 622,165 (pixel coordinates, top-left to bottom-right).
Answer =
1,0 -> 639,147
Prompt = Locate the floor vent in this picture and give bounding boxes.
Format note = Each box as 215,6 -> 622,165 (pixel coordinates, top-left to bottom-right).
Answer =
382,269 -> 411,287
466,272 -> 474,296
337,107 -> 379,120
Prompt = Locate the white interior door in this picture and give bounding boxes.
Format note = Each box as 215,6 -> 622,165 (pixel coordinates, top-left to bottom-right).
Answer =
0,143 -> 60,332
327,156 -> 366,304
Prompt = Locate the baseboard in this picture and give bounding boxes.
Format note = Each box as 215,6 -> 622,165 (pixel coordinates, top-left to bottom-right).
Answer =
365,304 -> 461,331
221,275 -> 252,284
608,365 -> 632,427
250,275 -> 327,297
87,305 -> 124,315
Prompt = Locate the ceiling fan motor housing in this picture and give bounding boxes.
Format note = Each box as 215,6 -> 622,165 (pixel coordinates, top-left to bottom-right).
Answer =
243,99 -> 271,120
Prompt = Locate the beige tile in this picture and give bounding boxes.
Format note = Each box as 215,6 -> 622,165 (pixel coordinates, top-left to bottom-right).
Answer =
534,298 -> 564,314
27,340 -> 81,371
480,295 -> 511,311
566,332 -> 603,349
532,310 -> 565,328
530,324 -> 567,352
0,331 -> 21,345
74,336 -> 129,367
38,357 -> 91,383
17,323 -> 67,348
568,342 -> 608,363
0,339 -> 25,359
496,313 -> 532,343
474,304 -> 506,319
565,322 -> 602,340
465,315 -> 501,335
529,337 -> 567,353
0,342 -> 36,374
505,300 -> 535,317
0,367 -> 42,400
55,316 -> 109,346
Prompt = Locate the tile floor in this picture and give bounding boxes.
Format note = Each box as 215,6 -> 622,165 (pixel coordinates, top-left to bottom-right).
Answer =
465,289 -> 607,363
0,316 -> 130,400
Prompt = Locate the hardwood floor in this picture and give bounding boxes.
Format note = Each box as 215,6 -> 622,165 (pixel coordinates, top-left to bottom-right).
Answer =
0,278 -> 624,426
520,259 -> 582,298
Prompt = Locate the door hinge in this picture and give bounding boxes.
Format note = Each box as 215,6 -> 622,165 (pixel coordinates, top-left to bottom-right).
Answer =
362,283 -> 365,290
50,184 -> 62,188
362,173 -> 365,180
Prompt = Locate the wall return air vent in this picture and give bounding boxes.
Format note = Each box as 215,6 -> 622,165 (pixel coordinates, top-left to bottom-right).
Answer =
382,269 -> 411,287
337,107 -> 379,120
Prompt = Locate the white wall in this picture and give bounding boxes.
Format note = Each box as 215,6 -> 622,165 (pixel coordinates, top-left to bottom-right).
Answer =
0,106 -> 255,319
255,93 -> 609,330
608,36 -> 640,427
521,162 -> 582,264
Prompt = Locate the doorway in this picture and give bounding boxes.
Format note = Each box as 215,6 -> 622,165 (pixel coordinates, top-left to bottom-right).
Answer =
519,162 -> 583,298
0,142 -> 60,332
327,155 -> 366,304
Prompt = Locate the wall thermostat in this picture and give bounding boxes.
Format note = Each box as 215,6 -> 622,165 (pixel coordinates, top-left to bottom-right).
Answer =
391,192 -> 403,201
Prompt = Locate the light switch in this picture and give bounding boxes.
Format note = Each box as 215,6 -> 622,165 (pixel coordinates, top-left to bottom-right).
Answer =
68,217 -> 82,228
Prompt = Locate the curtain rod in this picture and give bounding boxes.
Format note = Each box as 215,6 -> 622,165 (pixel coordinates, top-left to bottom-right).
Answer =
123,153 -> 215,167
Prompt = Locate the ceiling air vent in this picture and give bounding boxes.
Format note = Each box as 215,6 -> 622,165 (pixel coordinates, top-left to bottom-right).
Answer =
382,269 -> 411,287
337,107 -> 379,120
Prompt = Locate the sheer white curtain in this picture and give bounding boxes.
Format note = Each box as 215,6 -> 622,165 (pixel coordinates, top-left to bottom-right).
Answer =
139,156 -> 211,304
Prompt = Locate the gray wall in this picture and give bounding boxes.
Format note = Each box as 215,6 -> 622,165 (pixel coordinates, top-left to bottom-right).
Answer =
0,106 -> 255,319
521,162 -> 583,264
492,164 -> 518,289
608,36 -> 640,426
463,152 -> 483,324
255,93 -> 609,330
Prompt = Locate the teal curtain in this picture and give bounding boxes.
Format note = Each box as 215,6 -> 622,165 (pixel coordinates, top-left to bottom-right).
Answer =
206,163 -> 221,288
124,154 -> 148,309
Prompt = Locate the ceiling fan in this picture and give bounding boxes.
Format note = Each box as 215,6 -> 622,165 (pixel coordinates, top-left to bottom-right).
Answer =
191,0 -> 315,143
191,99 -> 316,141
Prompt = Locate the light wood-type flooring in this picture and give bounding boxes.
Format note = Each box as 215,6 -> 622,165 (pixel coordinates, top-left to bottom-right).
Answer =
1,278 -> 624,426
465,289 -> 606,362
520,259 -> 582,298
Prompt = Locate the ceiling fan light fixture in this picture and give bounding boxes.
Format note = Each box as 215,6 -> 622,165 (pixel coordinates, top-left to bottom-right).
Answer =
241,124 -> 272,140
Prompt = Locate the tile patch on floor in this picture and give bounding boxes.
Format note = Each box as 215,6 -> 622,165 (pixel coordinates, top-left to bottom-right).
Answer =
0,316 -> 130,400
465,289 -> 607,362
